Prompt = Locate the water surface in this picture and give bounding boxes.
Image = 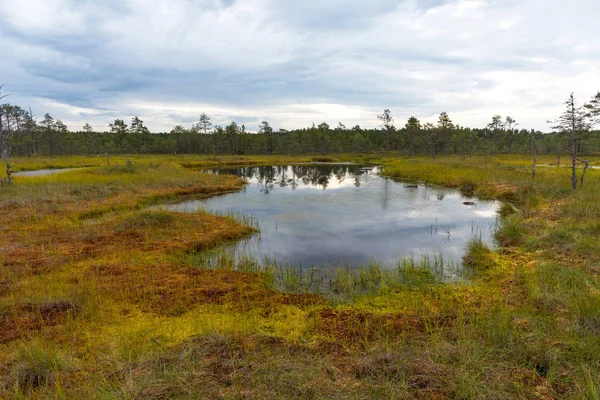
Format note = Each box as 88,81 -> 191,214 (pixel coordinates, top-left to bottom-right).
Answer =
161,165 -> 499,269
14,168 -> 82,177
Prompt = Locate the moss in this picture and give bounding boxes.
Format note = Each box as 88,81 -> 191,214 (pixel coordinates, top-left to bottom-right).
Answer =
116,211 -> 176,231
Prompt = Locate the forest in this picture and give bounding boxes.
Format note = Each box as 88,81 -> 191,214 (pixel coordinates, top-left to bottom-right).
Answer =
2,97 -> 600,159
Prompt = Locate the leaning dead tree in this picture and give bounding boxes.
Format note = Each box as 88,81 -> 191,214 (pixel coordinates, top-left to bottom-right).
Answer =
577,159 -> 590,186
0,85 -> 12,186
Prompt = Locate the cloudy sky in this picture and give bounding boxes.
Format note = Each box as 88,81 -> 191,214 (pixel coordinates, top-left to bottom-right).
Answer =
1,0 -> 599,132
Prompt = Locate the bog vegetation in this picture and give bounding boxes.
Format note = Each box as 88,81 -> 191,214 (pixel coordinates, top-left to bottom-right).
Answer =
1,89 -> 600,398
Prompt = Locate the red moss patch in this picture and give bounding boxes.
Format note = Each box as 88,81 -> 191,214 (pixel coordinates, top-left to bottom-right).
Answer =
87,263 -> 325,316
310,307 -> 446,345
1,211 -> 255,279
0,302 -> 80,343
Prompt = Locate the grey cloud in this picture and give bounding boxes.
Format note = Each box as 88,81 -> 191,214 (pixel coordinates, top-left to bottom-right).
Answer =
1,0 -> 600,131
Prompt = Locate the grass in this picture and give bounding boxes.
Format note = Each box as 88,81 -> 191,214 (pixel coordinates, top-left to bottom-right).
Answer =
192,248 -> 461,297
1,153 -> 600,398
462,237 -> 496,270
5,341 -> 77,395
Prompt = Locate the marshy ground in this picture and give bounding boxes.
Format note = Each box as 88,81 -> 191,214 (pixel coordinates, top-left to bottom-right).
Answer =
1,154 -> 600,399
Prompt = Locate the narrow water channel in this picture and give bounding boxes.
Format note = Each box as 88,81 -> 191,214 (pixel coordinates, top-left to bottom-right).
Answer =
13,168 -> 83,177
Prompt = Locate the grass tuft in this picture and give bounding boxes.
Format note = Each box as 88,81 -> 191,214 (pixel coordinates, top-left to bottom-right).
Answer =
498,202 -> 518,217
462,237 -> 496,269
311,156 -> 339,163
5,342 -> 76,392
459,182 -> 477,197
495,214 -> 524,246
98,159 -> 136,174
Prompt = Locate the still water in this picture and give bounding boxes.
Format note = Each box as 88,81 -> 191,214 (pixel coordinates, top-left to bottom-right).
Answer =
14,168 -> 82,177
162,165 -> 499,269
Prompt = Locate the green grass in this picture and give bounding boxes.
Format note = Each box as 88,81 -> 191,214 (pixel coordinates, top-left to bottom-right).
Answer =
3,341 -> 77,395
462,237 -> 496,270
193,247 -> 462,297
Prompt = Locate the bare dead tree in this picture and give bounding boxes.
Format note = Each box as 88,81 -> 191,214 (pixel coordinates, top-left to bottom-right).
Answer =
27,106 -> 37,156
531,130 -> 538,181
0,85 -> 13,186
377,109 -> 394,152
548,93 -> 590,191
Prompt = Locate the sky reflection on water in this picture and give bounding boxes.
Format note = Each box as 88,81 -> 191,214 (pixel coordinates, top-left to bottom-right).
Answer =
163,165 -> 499,269
13,168 -> 82,177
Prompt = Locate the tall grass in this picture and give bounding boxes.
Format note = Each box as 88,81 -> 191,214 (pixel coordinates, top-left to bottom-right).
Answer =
3,341 -> 76,393
463,237 -> 496,270
192,246 -> 464,298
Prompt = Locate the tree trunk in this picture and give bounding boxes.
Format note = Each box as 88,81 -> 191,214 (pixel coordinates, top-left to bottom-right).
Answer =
571,135 -> 577,191
0,111 -> 13,184
532,135 -> 538,181
386,129 -> 390,152
578,159 -> 589,186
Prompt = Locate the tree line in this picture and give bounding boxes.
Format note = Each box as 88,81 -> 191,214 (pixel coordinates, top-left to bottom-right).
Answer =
1,89 -> 600,169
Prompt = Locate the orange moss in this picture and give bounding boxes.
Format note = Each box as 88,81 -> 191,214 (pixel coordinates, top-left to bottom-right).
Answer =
76,182 -> 242,220
0,302 -> 79,343
310,307 -> 433,345
1,211 -> 254,278
85,262 -> 324,317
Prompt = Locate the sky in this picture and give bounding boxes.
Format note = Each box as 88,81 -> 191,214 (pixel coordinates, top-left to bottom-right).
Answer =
1,0 -> 600,132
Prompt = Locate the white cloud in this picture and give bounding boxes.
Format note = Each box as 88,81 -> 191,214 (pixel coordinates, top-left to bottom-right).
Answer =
98,0 -> 300,71
0,0 -> 85,34
41,96 -> 381,132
